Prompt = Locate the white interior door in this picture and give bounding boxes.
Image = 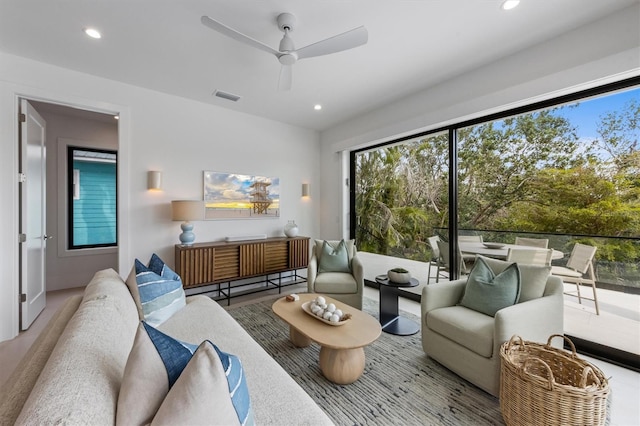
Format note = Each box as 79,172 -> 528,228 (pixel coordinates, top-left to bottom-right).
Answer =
20,99 -> 47,330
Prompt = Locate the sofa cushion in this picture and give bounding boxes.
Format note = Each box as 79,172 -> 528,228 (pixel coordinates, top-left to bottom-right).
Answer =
126,253 -> 186,327
117,323 -> 193,425
16,269 -> 139,425
318,239 -> 351,273
151,342 -> 243,426
313,272 -> 358,294
459,257 -> 521,316
157,296 -> 333,426
118,322 -> 253,426
427,306 -> 495,358
478,255 -> 551,302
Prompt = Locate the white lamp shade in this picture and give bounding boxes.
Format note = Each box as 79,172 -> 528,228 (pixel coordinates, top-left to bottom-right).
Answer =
171,200 -> 204,221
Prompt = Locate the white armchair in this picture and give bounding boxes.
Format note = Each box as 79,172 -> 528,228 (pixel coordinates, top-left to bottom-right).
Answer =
307,239 -> 364,309
421,257 -> 564,396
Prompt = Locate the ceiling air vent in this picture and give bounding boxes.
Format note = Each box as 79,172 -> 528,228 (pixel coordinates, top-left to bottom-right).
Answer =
212,90 -> 241,102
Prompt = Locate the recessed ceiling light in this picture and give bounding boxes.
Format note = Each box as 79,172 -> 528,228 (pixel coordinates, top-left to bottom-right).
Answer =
84,28 -> 102,39
314,104 -> 322,111
501,0 -> 520,10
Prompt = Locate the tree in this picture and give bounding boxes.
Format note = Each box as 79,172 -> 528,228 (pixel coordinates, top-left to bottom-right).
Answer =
355,134 -> 449,260
457,109 -> 583,228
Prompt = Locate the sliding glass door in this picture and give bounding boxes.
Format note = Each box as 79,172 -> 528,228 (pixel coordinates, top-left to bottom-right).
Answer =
351,77 -> 639,367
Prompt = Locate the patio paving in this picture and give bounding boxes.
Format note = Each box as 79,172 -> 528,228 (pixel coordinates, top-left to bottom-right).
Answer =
359,251 -> 640,356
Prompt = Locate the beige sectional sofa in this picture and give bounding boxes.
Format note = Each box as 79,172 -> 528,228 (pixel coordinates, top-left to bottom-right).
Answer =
0,268 -> 333,425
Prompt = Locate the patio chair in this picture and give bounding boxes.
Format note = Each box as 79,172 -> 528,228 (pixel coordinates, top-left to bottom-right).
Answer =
427,236 -> 448,284
506,247 -> 553,266
436,240 -> 471,279
514,237 -> 549,248
458,235 -> 483,243
551,243 -> 599,315
458,235 -> 482,264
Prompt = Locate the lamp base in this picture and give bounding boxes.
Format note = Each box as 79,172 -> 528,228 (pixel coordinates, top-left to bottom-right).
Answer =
179,222 -> 196,245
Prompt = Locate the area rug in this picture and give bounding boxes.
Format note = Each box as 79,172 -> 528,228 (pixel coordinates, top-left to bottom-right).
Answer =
226,296 -> 504,425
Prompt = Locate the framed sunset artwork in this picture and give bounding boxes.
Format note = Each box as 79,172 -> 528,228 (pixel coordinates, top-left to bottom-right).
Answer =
203,171 -> 280,219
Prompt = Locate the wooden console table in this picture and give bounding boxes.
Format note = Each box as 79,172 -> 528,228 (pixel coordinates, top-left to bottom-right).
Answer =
175,236 -> 309,305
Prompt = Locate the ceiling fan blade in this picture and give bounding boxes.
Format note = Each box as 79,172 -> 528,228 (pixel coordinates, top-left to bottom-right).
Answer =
201,16 -> 280,57
278,65 -> 292,91
296,26 -> 368,60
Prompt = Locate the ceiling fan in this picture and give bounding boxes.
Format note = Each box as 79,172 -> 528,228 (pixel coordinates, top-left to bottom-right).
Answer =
201,13 -> 368,91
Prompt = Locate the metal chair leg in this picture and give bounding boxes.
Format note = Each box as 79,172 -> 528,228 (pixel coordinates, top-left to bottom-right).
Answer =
591,282 -> 600,315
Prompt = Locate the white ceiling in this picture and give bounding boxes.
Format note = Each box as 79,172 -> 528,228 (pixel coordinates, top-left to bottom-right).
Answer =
1,1 -> 637,131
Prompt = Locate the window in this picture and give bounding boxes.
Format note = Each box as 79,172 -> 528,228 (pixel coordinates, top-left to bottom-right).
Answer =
354,132 -> 449,262
67,147 -> 117,249
351,77 -> 640,368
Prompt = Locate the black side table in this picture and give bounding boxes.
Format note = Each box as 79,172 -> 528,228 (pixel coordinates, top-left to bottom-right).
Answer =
375,275 -> 420,335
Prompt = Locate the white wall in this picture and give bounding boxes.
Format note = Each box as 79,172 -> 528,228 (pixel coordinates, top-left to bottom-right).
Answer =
317,4 -> 640,239
0,53 -> 320,342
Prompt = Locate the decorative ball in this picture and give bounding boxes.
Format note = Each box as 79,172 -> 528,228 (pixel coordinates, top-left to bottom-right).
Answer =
323,311 -> 333,320
334,309 -> 343,318
316,296 -> 326,305
330,314 -> 340,323
316,309 -> 325,317
326,303 -> 336,313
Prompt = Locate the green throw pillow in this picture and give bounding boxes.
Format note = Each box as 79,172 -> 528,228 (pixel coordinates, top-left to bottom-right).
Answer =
318,239 -> 351,273
477,255 -> 550,302
459,257 -> 521,316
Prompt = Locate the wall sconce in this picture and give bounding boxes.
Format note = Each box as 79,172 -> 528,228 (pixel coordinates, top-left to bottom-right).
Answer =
171,200 -> 204,245
301,183 -> 310,197
147,171 -> 162,191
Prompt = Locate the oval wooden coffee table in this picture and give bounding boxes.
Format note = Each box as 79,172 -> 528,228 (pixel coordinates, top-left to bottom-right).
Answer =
272,293 -> 381,384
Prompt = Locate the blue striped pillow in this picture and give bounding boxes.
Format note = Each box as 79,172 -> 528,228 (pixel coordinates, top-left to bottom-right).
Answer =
133,253 -> 186,326
211,344 -> 254,425
143,323 -> 254,425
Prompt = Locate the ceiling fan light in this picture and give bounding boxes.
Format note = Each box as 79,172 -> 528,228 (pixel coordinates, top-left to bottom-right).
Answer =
84,28 -> 102,39
501,0 -> 520,10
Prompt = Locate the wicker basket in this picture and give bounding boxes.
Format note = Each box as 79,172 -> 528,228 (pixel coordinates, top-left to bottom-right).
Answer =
500,334 -> 610,426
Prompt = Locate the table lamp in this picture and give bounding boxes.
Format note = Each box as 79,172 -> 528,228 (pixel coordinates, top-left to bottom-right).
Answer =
171,200 -> 204,245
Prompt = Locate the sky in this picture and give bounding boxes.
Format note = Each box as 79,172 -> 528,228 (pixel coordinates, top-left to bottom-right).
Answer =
554,86 -> 639,141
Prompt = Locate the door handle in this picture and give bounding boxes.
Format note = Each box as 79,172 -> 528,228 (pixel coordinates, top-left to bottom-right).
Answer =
44,235 -> 54,240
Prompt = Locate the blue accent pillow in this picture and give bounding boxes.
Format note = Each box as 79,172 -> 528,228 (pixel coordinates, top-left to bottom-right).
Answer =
142,322 -> 197,387
318,239 -> 351,273
128,253 -> 186,326
212,344 -> 253,425
143,322 -> 254,425
459,257 -> 521,316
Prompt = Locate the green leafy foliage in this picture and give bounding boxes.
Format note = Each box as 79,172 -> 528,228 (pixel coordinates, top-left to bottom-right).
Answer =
355,91 -> 640,285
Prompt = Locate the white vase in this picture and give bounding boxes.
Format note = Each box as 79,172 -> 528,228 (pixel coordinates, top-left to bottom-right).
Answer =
284,220 -> 299,237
